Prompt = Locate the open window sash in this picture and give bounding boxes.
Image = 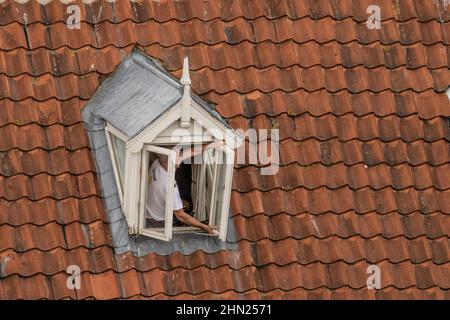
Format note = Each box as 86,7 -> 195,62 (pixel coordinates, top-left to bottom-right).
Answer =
139,145 -> 176,241
213,144 -> 234,241
192,146 -> 216,222
195,142 -> 234,240
193,147 -> 217,226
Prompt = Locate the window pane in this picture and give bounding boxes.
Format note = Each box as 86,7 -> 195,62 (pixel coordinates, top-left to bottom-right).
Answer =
192,146 -> 232,238
145,153 -> 169,222
193,163 -> 207,221
139,146 -> 176,241
111,134 -> 126,188
211,151 -> 226,227
196,148 -> 216,222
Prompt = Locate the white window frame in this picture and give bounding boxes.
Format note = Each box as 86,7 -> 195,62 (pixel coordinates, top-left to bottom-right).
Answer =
215,144 -> 234,241
105,125 -> 235,242
191,143 -> 234,241
131,141 -> 234,242
105,123 -> 128,206
138,145 -> 177,241
197,147 -> 218,223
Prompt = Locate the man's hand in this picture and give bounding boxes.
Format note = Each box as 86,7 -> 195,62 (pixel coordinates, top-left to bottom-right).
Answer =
176,144 -> 202,163
174,141 -> 225,165
204,140 -> 225,151
203,225 -> 218,235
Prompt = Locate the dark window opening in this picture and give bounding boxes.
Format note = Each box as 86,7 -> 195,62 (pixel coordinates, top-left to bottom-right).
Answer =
144,146 -> 206,232
175,162 -> 193,216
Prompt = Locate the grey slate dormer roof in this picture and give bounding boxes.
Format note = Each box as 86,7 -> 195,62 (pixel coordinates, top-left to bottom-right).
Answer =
84,48 -> 229,140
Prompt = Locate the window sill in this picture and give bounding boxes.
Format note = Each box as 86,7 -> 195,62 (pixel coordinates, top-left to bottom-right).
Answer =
142,226 -> 212,235
122,224 -> 238,257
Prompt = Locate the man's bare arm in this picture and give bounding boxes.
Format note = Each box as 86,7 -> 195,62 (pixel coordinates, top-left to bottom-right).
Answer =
177,141 -> 225,163
174,209 -> 216,234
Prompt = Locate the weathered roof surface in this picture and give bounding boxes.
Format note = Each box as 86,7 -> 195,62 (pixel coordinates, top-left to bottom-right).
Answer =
0,0 -> 450,299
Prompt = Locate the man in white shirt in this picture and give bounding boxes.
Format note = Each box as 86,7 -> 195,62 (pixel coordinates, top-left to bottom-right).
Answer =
145,145 -> 217,234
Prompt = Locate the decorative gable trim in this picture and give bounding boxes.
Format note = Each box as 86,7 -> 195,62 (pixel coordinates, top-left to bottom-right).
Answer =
180,56 -> 192,128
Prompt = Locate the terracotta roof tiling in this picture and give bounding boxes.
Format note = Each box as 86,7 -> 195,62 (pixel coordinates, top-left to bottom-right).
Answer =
0,0 -> 449,300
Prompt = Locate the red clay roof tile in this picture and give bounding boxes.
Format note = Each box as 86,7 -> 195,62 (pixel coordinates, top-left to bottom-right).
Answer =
0,0 -> 448,300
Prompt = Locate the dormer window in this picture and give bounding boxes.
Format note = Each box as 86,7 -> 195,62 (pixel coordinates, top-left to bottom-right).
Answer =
83,49 -> 240,245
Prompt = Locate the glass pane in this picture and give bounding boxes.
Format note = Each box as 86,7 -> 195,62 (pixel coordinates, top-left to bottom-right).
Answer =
140,147 -> 176,241
194,163 -> 207,221
111,134 -> 126,189
204,148 -> 215,221
191,164 -> 199,217
212,151 -> 226,227
145,153 -> 168,224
